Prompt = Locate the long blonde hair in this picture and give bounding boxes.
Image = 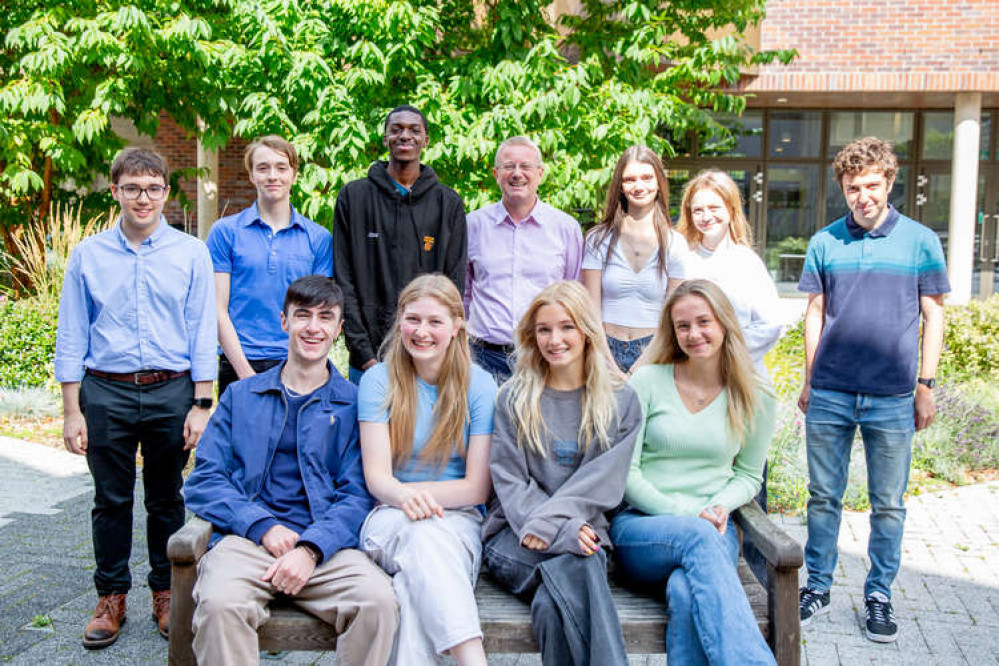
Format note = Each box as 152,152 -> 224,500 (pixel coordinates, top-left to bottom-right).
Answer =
380,274 -> 471,467
643,279 -> 766,445
588,145 -> 672,277
504,281 -> 622,456
676,169 -> 753,249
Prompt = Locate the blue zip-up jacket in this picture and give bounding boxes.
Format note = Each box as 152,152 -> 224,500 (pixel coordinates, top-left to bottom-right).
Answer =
184,361 -> 372,563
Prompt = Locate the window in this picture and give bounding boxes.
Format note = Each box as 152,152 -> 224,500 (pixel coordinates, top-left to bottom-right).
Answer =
768,111 -> 822,159
828,111 -> 914,159
700,112 -> 763,158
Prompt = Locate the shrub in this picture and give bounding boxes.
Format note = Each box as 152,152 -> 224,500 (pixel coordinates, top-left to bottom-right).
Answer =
939,295 -> 999,382
0,296 -> 58,389
912,381 -> 999,483
765,316 -> 805,401
3,203 -> 113,301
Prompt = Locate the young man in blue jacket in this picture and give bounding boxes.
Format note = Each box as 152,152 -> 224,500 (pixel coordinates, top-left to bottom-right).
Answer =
184,275 -> 398,666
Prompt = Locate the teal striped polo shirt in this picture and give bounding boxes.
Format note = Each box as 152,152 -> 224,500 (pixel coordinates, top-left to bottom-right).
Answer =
798,207 -> 950,395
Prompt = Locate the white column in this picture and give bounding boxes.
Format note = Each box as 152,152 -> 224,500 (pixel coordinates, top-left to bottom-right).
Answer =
196,118 -> 219,241
946,92 -> 981,304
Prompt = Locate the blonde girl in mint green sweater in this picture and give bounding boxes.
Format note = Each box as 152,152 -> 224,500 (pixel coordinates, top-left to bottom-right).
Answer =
610,279 -> 777,665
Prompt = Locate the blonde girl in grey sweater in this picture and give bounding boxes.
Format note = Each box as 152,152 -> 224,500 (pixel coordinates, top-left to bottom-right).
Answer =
482,280 -> 641,666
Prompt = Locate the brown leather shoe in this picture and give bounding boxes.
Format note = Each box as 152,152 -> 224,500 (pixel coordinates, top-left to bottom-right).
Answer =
82,593 -> 127,649
151,589 -> 170,639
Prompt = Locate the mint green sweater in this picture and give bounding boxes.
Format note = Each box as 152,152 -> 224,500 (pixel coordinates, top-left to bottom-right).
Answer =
625,364 -> 777,516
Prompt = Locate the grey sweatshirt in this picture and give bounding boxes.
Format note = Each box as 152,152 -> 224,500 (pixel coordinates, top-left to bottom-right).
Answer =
482,383 -> 642,555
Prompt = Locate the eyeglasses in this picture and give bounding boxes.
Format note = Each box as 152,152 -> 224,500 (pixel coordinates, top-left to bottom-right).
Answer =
118,184 -> 168,201
498,162 -> 541,174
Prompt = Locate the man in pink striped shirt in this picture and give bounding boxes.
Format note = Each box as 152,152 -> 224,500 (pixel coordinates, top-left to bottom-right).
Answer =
464,136 -> 583,382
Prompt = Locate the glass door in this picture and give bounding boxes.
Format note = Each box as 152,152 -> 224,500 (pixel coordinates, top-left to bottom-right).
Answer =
975,166 -> 998,298
764,165 -> 821,293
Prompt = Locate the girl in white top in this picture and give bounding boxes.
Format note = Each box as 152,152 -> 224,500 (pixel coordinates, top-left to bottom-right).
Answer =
358,274 -> 496,666
582,145 -> 688,373
677,170 -> 783,377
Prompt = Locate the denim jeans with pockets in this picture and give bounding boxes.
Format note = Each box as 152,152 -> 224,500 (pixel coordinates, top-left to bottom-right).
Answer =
610,509 -> 775,665
804,386 -> 915,598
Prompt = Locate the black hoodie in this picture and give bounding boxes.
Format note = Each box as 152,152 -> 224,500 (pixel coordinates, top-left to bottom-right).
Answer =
333,161 -> 467,369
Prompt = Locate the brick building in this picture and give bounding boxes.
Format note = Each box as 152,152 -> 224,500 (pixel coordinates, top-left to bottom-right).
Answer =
667,0 -> 998,302
152,0 -> 998,301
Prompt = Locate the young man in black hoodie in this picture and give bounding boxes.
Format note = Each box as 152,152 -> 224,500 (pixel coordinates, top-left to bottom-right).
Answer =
334,105 -> 467,383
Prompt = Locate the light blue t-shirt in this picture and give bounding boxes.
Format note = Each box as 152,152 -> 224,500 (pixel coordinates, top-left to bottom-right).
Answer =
357,363 -> 497,482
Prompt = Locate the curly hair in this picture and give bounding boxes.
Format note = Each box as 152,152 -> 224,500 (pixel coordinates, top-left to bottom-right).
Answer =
832,136 -> 897,185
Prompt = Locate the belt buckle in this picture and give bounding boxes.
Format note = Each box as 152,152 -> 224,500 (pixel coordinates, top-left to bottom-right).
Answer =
133,371 -> 158,386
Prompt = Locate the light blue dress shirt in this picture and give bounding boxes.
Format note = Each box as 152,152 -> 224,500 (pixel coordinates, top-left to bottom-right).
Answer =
206,202 -> 333,360
55,219 -> 218,383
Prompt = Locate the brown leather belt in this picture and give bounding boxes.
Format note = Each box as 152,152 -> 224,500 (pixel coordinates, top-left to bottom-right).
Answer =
87,369 -> 190,385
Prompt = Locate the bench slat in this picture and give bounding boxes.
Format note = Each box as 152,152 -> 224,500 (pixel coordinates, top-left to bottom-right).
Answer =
257,560 -> 768,655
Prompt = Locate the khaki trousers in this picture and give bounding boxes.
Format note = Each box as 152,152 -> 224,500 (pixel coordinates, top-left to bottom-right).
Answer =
192,535 -> 398,666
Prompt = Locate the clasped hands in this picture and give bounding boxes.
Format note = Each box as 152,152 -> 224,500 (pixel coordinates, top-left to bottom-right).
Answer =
259,524 -> 316,596
522,524 -> 601,556
699,504 -> 729,534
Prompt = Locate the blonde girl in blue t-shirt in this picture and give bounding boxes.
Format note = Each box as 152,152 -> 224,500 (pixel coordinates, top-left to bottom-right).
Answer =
358,274 -> 497,666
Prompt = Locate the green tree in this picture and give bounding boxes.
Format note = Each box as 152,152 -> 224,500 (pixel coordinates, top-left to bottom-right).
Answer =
2,0 -> 794,233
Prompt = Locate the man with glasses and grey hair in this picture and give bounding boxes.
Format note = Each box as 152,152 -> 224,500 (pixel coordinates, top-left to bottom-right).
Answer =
464,136 -> 583,381
55,147 -> 216,649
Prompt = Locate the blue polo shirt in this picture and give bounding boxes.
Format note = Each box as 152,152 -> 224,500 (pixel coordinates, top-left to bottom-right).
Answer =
798,207 -> 950,395
207,203 -> 333,360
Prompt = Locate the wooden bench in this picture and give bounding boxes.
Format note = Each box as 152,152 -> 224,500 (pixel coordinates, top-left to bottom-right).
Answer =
168,502 -> 803,665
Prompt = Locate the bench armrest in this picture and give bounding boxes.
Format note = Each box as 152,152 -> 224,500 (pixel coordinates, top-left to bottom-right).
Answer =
733,502 -> 803,571
168,517 -> 213,666
167,516 -> 213,565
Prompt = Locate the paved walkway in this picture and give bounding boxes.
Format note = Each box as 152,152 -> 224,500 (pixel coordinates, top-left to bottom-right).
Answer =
0,436 -> 996,664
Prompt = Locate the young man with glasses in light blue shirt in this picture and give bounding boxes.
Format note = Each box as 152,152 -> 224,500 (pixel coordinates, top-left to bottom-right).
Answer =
206,135 -> 333,397
55,147 -> 217,649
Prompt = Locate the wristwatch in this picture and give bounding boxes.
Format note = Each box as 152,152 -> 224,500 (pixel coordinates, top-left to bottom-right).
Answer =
192,397 -> 214,409
917,377 -> 936,389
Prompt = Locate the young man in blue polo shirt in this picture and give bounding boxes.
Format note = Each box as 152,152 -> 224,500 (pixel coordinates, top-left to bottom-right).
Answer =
184,276 -> 397,666
56,147 -> 217,648
796,137 -> 949,642
207,135 -> 333,397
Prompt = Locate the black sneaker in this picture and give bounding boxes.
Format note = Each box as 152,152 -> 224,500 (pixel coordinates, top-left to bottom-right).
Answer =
799,587 -> 830,626
864,592 -> 898,643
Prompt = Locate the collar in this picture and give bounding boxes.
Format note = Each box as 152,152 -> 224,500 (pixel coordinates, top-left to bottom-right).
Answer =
239,202 -> 303,230
845,205 -> 899,239
114,216 -> 168,248
251,359 -> 355,404
494,199 -> 542,227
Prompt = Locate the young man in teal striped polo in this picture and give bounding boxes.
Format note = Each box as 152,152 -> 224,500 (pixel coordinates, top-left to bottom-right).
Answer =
796,137 -> 949,643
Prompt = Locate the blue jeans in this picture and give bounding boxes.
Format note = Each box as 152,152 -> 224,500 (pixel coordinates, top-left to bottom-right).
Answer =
606,334 -> 653,373
804,387 -> 915,598
469,340 -> 514,384
348,365 -> 365,385
610,510 -> 775,666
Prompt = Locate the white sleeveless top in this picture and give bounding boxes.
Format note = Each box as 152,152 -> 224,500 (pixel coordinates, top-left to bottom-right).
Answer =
582,230 -> 689,328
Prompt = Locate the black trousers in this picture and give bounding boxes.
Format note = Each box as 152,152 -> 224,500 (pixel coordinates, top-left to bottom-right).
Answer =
81,372 -> 193,595
217,356 -> 283,398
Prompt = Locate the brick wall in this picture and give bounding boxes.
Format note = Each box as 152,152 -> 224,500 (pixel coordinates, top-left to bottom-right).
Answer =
748,0 -> 999,92
153,113 -> 255,229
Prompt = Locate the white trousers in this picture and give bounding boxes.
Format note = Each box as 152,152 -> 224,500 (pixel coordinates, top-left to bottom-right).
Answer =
360,505 -> 484,666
